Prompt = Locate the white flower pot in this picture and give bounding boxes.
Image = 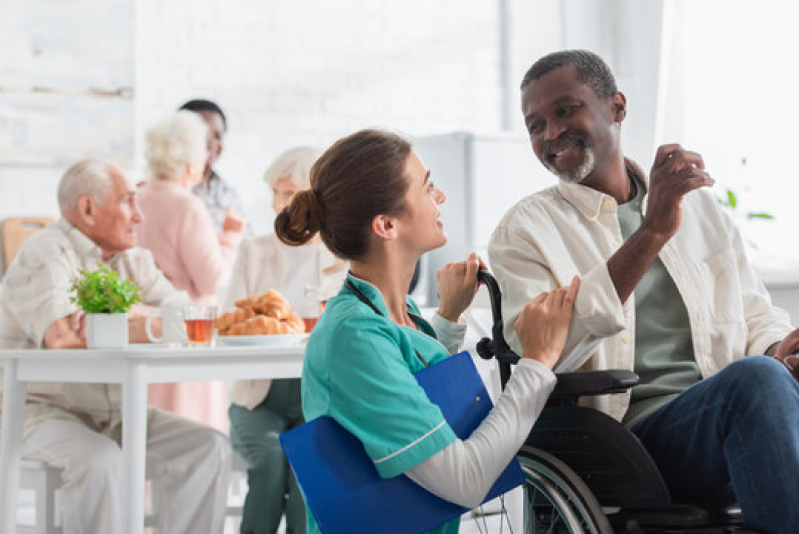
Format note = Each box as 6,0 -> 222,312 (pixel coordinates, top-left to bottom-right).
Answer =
86,313 -> 129,349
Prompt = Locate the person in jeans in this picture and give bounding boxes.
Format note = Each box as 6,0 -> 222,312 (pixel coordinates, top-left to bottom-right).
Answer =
488,49 -> 799,533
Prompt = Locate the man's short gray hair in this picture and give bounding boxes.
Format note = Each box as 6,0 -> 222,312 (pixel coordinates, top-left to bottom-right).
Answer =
57,159 -> 116,214
145,111 -> 208,181
263,146 -> 321,189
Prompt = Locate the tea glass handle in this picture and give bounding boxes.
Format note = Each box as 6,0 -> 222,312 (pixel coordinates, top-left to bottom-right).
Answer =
145,309 -> 163,343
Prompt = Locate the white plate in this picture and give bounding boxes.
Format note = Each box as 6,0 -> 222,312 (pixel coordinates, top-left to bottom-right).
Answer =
218,333 -> 308,347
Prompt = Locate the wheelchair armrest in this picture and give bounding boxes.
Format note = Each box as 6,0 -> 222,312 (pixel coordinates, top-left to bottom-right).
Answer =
553,370 -> 639,397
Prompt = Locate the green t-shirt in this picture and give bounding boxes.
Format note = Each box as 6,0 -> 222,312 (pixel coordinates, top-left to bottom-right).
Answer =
617,174 -> 702,428
301,273 -> 459,534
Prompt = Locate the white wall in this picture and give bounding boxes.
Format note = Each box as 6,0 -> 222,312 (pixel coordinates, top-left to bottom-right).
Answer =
135,0 -> 506,235
1,0 -> 666,236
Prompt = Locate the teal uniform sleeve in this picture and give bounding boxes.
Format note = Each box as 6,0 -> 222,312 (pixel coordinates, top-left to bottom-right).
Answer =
327,316 -> 457,478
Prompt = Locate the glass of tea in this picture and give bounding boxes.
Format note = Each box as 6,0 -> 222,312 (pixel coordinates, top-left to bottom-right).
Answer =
295,301 -> 323,333
183,305 -> 217,346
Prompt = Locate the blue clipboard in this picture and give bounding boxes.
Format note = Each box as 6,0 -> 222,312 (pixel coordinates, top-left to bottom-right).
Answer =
279,351 -> 525,533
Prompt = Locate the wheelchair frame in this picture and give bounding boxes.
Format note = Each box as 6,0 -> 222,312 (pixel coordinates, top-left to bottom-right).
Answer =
475,271 -> 757,534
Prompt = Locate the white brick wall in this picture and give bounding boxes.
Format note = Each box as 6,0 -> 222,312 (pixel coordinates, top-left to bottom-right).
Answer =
1,0 -> 509,235
3,0 -> 663,238
134,0 -> 504,234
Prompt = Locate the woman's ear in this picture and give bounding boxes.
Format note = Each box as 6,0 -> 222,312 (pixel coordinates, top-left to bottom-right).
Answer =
371,214 -> 398,241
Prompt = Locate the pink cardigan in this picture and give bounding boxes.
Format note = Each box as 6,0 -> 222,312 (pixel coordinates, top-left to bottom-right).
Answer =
136,180 -> 242,304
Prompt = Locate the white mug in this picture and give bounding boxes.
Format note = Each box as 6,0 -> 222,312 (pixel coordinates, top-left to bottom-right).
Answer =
145,306 -> 186,346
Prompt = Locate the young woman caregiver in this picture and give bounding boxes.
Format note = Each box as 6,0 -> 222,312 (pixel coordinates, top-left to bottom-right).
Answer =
275,129 -> 579,534
225,147 -> 346,534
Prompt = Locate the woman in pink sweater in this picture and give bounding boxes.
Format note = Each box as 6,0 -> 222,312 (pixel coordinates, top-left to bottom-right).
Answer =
137,111 -> 242,305
137,111 -> 243,432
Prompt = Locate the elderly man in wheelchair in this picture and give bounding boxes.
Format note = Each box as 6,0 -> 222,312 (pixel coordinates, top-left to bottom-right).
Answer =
485,50 -> 799,533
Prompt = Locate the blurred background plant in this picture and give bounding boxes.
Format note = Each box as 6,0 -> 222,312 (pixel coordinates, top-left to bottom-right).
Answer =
716,157 -> 773,249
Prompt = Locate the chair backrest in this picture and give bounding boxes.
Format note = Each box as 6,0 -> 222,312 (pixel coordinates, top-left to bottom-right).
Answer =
2,217 -> 54,270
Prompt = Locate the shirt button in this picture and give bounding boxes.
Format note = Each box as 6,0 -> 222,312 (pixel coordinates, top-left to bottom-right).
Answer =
621,335 -> 631,344
612,241 -> 621,249
603,199 -> 613,210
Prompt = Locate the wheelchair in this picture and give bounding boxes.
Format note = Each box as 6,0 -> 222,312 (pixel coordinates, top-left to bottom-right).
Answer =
474,271 -> 760,534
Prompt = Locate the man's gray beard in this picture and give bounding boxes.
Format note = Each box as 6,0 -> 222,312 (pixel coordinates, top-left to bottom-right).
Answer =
545,147 -> 596,184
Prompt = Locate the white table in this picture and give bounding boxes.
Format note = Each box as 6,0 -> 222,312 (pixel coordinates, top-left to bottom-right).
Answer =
0,343 -> 304,534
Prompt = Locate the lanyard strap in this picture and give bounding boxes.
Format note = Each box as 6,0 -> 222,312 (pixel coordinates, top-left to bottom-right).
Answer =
344,278 -> 429,368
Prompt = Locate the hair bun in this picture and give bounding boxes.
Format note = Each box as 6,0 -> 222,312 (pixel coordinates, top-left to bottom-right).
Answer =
275,189 -> 323,246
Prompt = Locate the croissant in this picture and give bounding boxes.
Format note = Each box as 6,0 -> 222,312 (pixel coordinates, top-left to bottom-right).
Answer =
222,290 -> 307,336
226,313 -> 305,335
215,306 -> 256,333
235,289 -> 292,319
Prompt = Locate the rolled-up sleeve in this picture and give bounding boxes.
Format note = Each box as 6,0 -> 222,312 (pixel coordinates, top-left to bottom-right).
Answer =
489,223 -> 625,373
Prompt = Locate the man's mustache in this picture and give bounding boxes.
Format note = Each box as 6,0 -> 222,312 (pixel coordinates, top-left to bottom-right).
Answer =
543,132 -> 590,164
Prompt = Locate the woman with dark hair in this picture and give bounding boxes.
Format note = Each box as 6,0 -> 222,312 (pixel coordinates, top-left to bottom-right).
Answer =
179,98 -> 247,235
276,129 -> 579,534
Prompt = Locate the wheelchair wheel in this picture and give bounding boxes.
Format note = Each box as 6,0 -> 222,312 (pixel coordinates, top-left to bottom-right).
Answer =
518,445 -> 612,534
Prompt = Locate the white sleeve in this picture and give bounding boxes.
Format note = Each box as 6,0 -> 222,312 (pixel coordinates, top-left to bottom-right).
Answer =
406,358 -> 556,509
488,224 -> 625,373
428,312 -> 467,355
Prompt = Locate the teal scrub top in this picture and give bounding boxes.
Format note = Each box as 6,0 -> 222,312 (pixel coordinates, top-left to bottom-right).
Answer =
301,273 -> 460,534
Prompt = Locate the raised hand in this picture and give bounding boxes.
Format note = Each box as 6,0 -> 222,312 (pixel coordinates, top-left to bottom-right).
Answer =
514,276 -> 580,369
222,207 -> 245,234
436,252 -> 487,322
643,144 -> 714,239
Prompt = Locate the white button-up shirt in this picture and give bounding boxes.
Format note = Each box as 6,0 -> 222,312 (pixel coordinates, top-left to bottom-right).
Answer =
488,160 -> 792,421
0,218 -> 189,427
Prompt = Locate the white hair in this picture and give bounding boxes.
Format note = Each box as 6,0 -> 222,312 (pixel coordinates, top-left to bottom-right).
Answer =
57,158 -> 116,214
145,111 -> 208,181
263,146 -> 321,189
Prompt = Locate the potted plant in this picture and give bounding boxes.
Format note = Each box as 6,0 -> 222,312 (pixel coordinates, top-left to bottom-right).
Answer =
70,266 -> 142,348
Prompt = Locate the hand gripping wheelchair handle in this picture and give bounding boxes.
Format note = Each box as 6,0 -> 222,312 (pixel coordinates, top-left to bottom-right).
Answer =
475,270 -> 639,400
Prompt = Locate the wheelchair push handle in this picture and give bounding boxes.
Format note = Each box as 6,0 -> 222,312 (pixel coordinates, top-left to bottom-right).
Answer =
474,269 -> 640,397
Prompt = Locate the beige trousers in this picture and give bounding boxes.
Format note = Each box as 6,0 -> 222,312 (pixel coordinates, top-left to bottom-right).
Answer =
22,406 -> 231,534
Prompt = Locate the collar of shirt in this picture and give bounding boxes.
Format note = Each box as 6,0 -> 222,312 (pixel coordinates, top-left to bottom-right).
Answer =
555,157 -> 650,220
55,218 -> 104,262
343,272 -> 433,336
55,218 -> 129,270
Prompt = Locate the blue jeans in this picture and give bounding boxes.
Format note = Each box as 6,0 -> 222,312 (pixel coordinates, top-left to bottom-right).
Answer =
630,356 -> 799,533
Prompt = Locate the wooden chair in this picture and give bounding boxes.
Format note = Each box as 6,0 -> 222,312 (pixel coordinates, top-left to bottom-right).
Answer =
1,217 -> 54,270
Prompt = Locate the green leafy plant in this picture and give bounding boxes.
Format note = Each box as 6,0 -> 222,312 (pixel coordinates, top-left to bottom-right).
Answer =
716,157 -> 774,248
70,266 -> 142,314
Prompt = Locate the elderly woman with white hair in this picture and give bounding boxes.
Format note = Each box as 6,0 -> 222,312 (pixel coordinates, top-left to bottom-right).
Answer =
137,111 -> 243,432
224,146 -> 346,534
136,110 -> 243,304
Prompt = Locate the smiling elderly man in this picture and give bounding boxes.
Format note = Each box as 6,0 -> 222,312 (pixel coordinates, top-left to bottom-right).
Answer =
0,159 -> 231,533
488,50 -> 799,533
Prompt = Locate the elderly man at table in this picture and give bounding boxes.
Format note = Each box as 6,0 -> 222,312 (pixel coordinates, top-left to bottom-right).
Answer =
0,159 -> 232,533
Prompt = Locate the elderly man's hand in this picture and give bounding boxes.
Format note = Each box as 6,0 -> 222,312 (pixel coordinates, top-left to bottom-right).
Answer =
772,328 -> 799,381
642,144 -> 714,239
44,311 -> 87,349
